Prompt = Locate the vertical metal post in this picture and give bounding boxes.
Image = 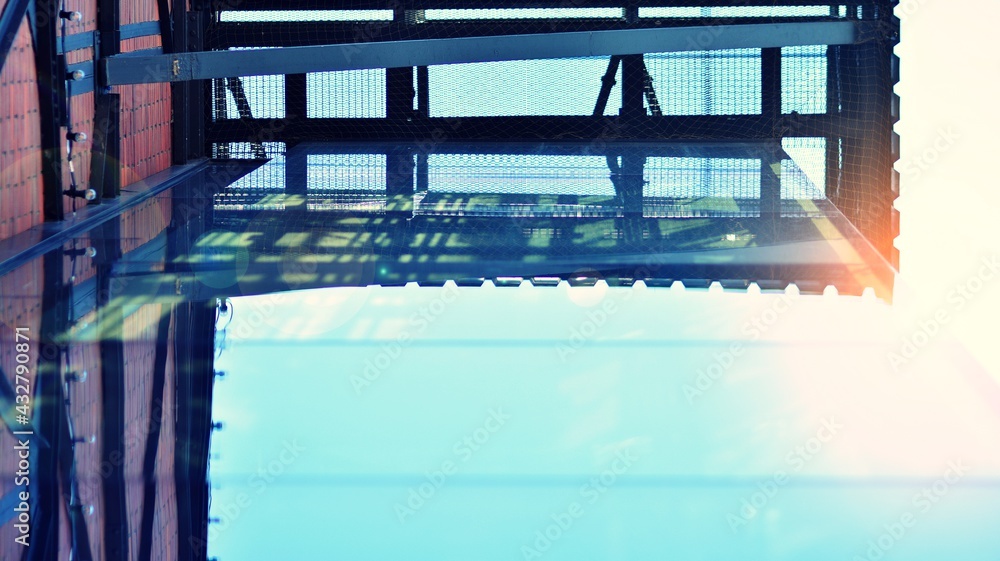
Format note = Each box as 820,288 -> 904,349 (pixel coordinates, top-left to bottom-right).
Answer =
97,0 -> 120,58
285,73 -> 308,131
415,65 -> 429,193
619,151 -> 645,216
761,47 -> 781,136
386,150 -> 415,216
211,78 -> 228,158
416,65 -> 429,117
386,67 -> 414,121
96,219 -> 128,561
172,4 -> 206,164
34,0 -> 66,221
284,145 -> 308,213
620,54 -> 645,122
31,249 -> 66,560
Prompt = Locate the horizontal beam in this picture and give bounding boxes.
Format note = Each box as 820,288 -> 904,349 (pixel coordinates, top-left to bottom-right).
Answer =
282,140 -> 786,158
104,20 -> 858,85
208,16 -> 844,49
207,114 -> 862,143
211,0 -> 845,10
57,22 -> 164,54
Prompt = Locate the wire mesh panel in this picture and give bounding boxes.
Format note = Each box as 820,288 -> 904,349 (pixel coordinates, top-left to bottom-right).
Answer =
643,50 -> 761,116
209,141 -> 832,221
428,58 -> 621,117
782,45 -> 827,115
306,70 -> 387,118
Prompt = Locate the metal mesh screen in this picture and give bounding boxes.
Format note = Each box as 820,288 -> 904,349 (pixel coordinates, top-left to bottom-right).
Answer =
644,50 -> 761,116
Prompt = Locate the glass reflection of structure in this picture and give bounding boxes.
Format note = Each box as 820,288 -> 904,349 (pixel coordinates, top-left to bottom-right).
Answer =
0,192 -> 216,561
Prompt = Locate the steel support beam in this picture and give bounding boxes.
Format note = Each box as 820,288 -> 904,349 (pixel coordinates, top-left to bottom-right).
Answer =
137,305 -> 173,561
0,0 -> 30,73
103,21 -> 859,85
174,302 -> 215,561
207,17 -> 845,49
592,56 -> 620,117
207,114 -> 864,143
211,0 -> 852,9
171,7 -> 207,164
97,220 -> 129,561
33,0 -> 67,221
761,47 -> 781,133
97,0 -> 120,57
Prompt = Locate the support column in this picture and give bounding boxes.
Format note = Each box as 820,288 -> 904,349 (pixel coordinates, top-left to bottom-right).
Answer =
171,5 -> 207,164
96,219 -> 128,561
34,0 -> 66,221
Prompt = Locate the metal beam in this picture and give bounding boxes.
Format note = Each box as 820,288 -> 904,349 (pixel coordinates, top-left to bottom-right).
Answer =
97,0 -> 120,57
137,305 -> 173,561
104,21 -> 859,85
156,0 -> 174,52
210,0 -> 854,9
207,17 -> 845,49
97,221 -> 129,561
0,0 -> 30,73
592,56 -> 621,117
171,9 -> 207,163
174,301 -> 215,561
33,0 -> 67,221
207,114 -> 864,144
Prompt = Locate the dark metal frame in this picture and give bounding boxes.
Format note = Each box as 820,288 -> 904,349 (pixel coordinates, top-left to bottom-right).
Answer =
31,0 -> 67,221
0,0 -> 31,72
194,0 -> 899,264
96,221 -> 129,561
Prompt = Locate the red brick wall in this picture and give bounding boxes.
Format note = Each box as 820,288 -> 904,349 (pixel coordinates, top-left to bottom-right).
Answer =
0,15 -> 43,239
0,0 -> 174,243
119,34 -> 172,188
120,191 -> 172,255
